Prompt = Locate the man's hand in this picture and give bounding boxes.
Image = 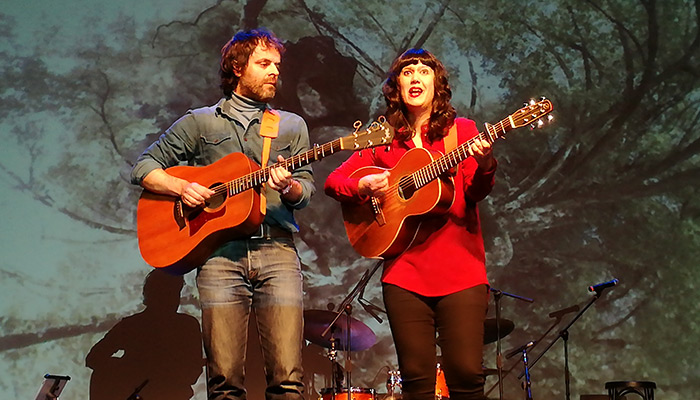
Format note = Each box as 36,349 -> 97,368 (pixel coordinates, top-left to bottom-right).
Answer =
180,182 -> 215,207
267,155 -> 293,192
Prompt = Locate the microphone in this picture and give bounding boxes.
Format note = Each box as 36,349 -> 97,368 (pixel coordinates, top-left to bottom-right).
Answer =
506,341 -> 536,359
588,278 -> 619,293
548,305 -> 580,319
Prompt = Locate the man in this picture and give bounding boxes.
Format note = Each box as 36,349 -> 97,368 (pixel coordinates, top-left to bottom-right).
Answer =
131,28 -> 313,400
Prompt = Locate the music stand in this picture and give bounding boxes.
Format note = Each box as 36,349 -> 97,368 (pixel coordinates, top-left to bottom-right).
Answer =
35,374 -> 70,400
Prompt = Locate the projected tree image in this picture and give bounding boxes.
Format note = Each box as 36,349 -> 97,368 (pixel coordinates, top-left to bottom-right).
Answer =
0,0 -> 698,399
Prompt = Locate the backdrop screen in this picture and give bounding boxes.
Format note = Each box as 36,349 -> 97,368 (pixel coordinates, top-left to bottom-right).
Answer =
1,1 -> 699,399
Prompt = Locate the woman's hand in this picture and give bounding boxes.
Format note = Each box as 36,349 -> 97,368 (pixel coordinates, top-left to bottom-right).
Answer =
358,170 -> 391,197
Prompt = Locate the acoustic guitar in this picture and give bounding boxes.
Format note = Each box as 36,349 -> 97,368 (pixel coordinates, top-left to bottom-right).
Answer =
137,118 -> 393,274
341,99 -> 553,258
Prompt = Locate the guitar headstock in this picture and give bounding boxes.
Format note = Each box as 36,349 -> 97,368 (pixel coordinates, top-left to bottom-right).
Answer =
339,116 -> 394,150
510,97 -> 554,130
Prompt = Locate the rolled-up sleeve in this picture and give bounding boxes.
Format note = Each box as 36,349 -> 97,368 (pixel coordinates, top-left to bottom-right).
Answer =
130,113 -> 200,185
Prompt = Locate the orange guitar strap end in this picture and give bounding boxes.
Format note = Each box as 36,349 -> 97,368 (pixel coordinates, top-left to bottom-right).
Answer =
260,109 -> 280,139
259,109 -> 281,214
444,122 -> 458,154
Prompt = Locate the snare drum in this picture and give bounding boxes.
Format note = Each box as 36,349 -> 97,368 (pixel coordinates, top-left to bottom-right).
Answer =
435,363 -> 449,399
320,387 -> 376,400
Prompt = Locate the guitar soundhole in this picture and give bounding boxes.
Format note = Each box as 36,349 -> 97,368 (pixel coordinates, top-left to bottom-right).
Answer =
397,176 -> 416,200
204,183 -> 226,210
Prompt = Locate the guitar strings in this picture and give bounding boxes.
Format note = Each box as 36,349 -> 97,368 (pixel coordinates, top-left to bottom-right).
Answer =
212,121 -> 391,197
206,138 -> 343,198
381,118 -> 508,200
371,100 -> 546,202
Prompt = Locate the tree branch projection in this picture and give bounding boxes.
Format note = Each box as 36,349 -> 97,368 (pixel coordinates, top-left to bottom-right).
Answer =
241,0 -> 268,30
297,0 -> 386,80
489,1 -> 698,217
151,0 -> 225,48
1,2 -> 698,397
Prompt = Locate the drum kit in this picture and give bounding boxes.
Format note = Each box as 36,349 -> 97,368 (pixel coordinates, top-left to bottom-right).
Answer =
303,309 -> 516,400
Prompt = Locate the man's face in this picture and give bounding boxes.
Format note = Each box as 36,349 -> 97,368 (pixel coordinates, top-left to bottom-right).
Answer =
234,44 -> 281,102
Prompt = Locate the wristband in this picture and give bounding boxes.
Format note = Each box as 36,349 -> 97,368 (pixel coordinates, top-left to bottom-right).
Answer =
281,180 -> 294,195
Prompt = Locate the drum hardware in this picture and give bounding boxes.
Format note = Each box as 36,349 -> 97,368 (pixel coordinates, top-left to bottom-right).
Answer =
305,260 -> 384,399
386,370 -> 401,398
319,387 -> 376,400
304,310 -> 377,352
489,287 -> 534,400
435,363 -> 449,399
483,318 -> 515,344
384,363 -> 450,400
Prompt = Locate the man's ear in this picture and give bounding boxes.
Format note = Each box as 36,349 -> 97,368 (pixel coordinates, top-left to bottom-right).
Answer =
233,63 -> 244,78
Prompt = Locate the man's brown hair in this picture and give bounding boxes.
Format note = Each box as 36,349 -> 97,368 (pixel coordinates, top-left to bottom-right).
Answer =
219,28 -> 285,97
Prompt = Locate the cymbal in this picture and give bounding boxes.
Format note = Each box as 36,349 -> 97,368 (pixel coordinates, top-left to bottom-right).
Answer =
304,309 -> 377,351
483,318 -> 515,344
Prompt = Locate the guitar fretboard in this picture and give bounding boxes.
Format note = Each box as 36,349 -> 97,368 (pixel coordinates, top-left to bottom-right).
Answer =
216,138 -> 344,197
403,118 -> 511,191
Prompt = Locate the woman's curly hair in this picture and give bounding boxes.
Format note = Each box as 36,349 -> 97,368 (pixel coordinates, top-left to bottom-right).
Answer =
382,48 -> 456,142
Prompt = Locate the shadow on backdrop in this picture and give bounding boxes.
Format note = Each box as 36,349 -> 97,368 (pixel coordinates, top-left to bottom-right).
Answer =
85,269 -> 204,400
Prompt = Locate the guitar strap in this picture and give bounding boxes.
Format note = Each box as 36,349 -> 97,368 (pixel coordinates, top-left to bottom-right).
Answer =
444,122 -> 458,153
259,109 -> 281,214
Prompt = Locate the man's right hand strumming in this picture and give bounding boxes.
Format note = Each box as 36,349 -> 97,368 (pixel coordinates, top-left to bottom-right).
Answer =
142,169 -> 215,207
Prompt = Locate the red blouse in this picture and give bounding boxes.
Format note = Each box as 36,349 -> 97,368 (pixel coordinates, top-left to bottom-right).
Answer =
324,118 -> 496,296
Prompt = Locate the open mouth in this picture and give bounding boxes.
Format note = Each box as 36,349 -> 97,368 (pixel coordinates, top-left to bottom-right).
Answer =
408,87 -> 423,97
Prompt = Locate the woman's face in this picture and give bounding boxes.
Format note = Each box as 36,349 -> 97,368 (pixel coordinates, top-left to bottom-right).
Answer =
398,61 -> 435,114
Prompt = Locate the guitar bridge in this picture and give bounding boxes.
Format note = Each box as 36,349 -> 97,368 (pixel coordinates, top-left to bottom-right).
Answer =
174,200 -> 186,230
371,197 -> 386,226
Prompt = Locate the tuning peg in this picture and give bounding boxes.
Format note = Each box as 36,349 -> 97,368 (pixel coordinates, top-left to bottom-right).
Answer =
540,96 -> 547,101
547,115 -> 554,122
523,102 -> 529,107
529,99 -> 536,105
537,120 -> 544,127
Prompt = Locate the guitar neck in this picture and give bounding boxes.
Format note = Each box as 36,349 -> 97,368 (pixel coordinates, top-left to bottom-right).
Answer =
412,117 -> 512,188
225,138 -> 344,195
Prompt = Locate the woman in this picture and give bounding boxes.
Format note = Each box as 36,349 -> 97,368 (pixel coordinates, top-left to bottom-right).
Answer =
324,48 -> 496,400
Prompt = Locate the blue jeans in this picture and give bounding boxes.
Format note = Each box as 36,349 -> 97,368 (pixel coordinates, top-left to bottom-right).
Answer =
197,238 -> 304,400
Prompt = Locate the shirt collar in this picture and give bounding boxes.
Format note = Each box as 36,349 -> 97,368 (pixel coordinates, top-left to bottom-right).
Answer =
217,93 -> 269,129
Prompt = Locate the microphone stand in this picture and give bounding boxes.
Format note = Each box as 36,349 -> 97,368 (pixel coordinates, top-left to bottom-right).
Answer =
486,304 -> 579,399
321,259 -> 384,397
489,287 -> 534,400
126,379 -> 149,400
517,287 -> 614,400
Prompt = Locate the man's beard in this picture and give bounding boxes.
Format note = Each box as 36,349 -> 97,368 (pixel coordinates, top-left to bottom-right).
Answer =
238,76 -> 277,103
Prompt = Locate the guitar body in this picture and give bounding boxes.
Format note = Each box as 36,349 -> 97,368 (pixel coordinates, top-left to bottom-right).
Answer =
136,152 -> 264,274
341,148 -> 455,259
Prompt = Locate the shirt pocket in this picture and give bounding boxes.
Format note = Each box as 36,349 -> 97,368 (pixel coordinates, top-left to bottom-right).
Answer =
200,131 -> 232,146
271,138 -> 293,160
199,132 -> 233,164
